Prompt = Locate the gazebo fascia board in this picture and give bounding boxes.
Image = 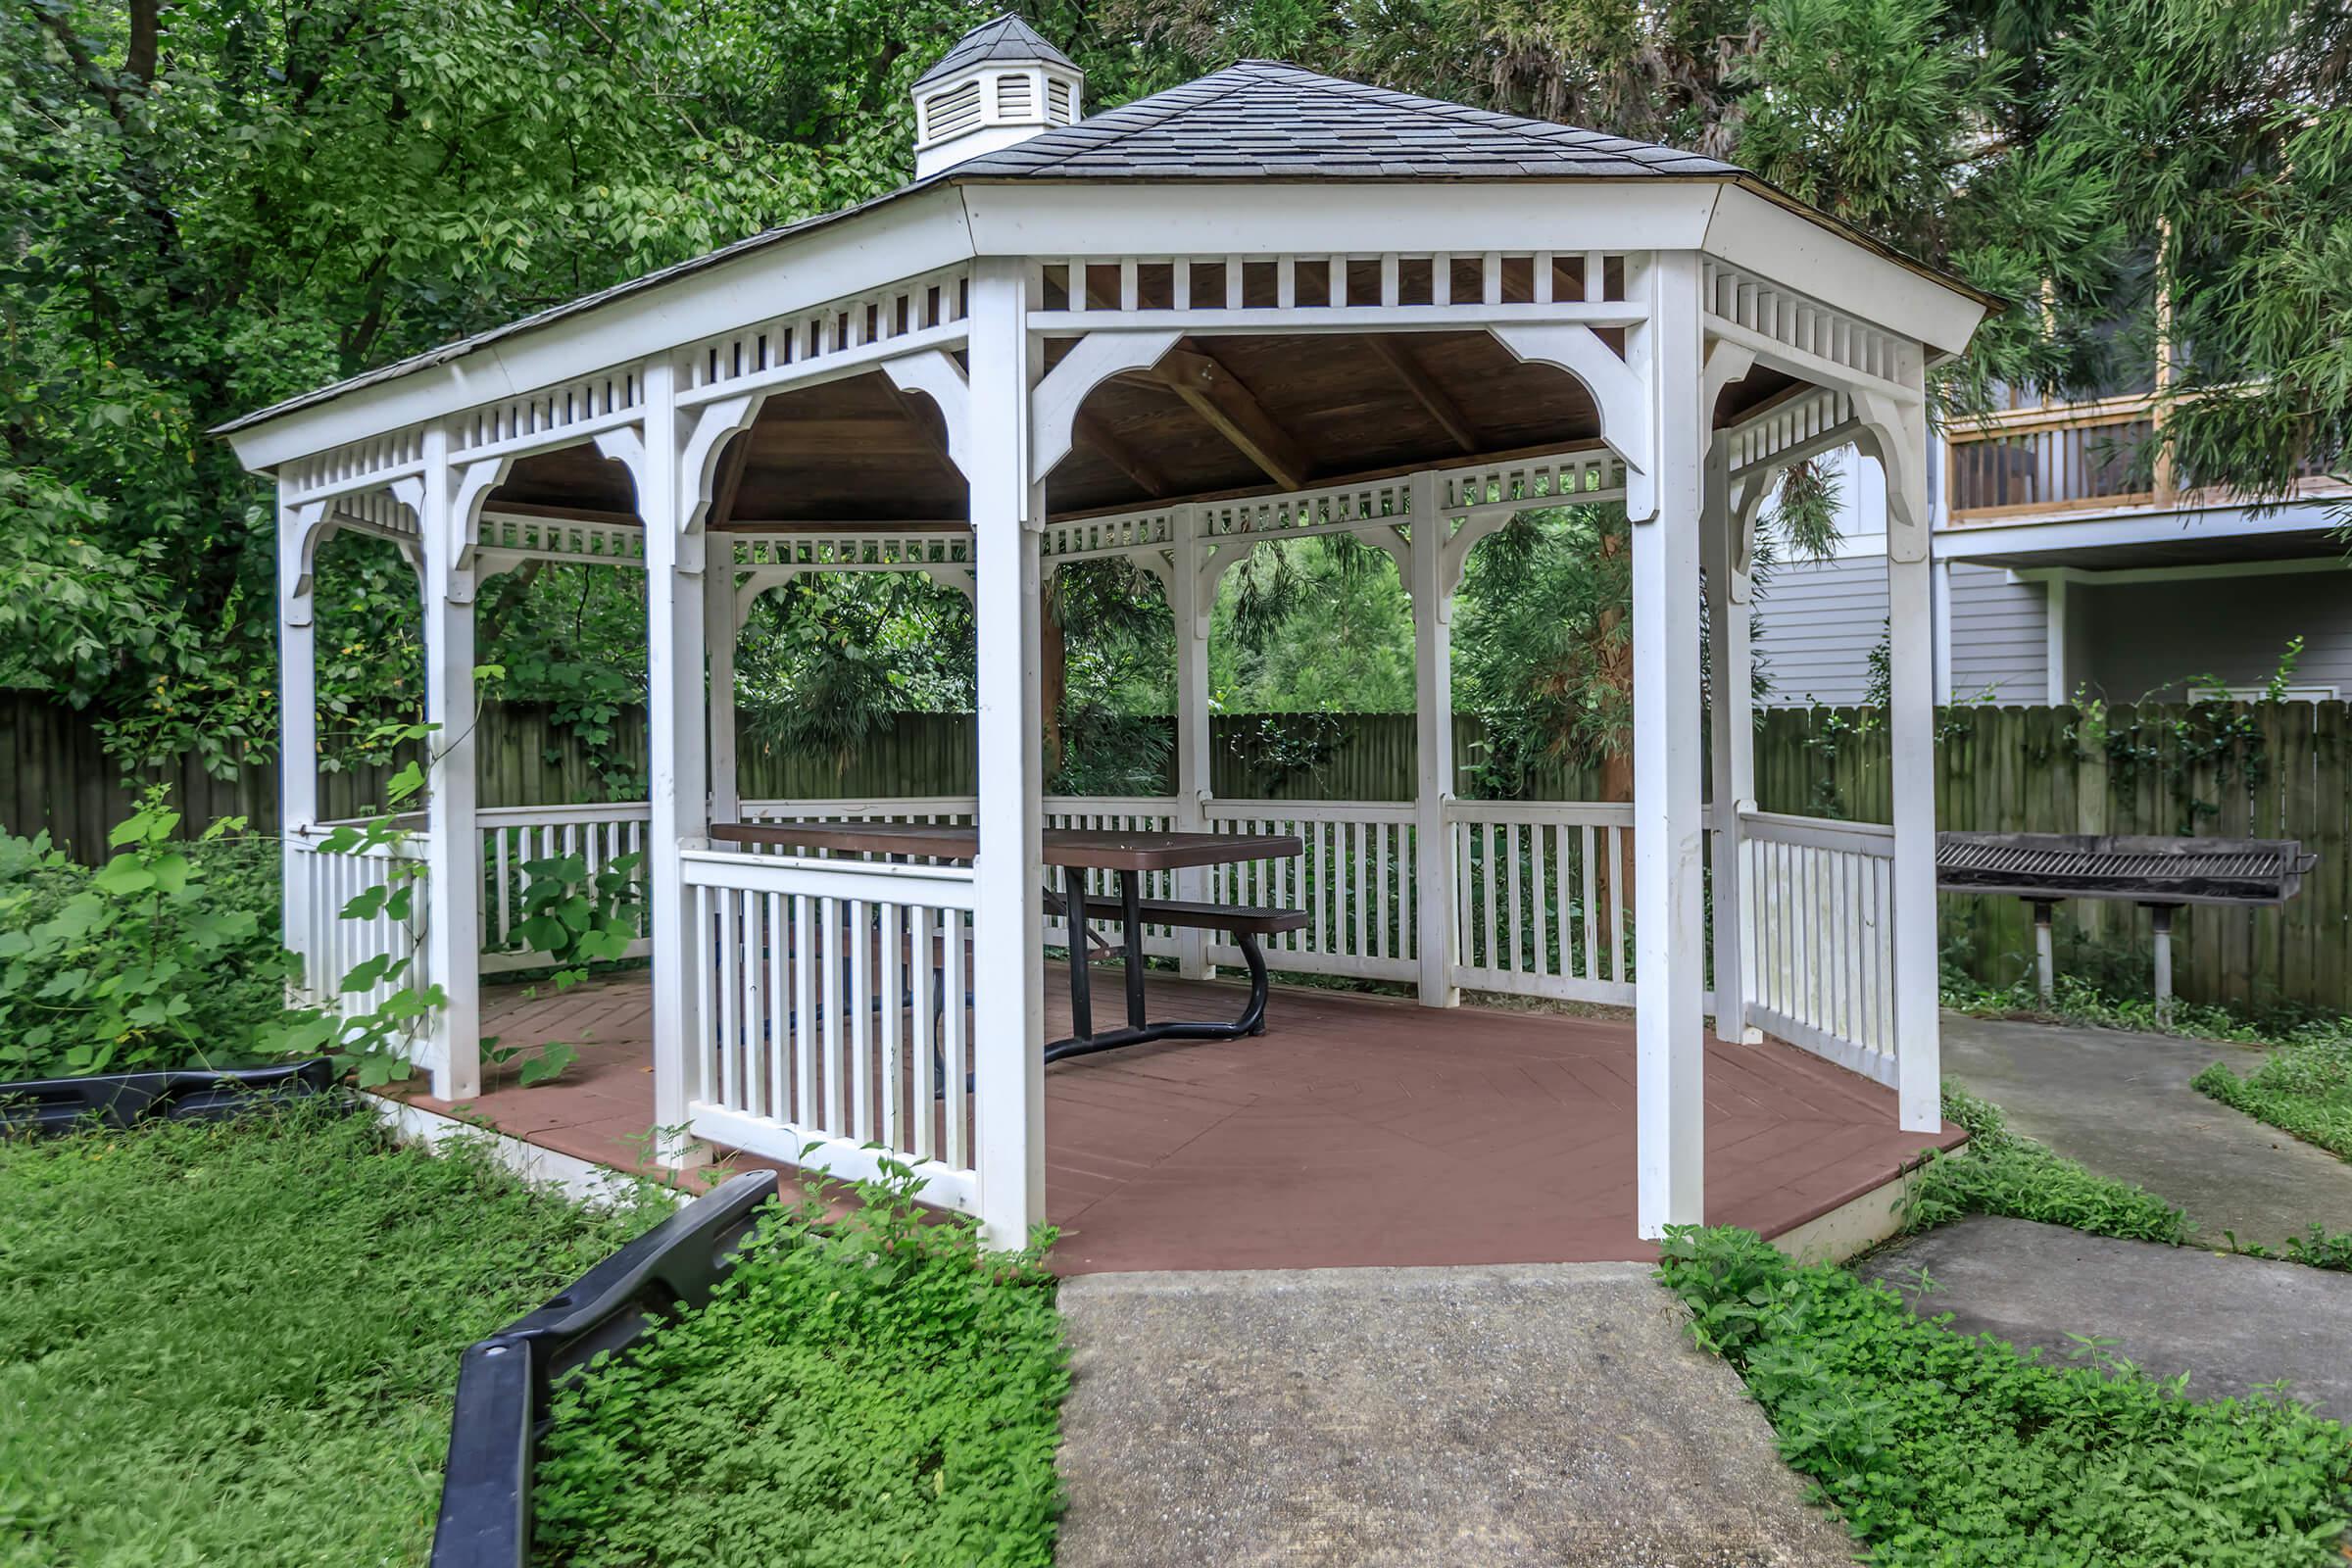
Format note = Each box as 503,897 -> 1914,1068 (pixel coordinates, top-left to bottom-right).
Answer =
238,51 -> 1987,1250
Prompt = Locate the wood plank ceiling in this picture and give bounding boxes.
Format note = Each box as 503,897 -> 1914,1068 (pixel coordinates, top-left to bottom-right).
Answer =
485,330 -> 1799,530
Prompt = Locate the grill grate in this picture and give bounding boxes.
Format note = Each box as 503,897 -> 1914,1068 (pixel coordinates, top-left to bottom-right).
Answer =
1936,833 -> 2317,906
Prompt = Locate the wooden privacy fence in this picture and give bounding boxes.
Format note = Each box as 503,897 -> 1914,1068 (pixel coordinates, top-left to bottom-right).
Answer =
6,691 -> 2346,1012
1753,702 -> 2352,1016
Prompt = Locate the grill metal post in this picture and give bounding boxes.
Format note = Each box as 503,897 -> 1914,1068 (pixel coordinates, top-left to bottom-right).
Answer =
2028,899 -> 2057,1007
2146,903 -> 2177,1026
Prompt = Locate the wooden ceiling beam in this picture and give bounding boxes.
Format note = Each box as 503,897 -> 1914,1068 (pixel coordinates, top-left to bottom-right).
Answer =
880,381 -> 968,483
1119,347 -> 1311,492
1071,409 -> 1169,497
1363,335 -> 1479,454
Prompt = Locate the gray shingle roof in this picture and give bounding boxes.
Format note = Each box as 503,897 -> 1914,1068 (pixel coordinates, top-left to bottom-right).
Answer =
217,54 -> 1954,441
913,15 -> 1078,89
951,60 -> 1741,180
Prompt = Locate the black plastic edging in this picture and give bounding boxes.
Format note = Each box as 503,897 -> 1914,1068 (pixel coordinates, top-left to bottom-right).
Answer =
0,1056 -> 338,1137
429,1167 -> 781,1568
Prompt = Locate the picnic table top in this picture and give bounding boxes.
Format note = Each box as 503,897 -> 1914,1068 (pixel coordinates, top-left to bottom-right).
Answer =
707,820 -> 1304,872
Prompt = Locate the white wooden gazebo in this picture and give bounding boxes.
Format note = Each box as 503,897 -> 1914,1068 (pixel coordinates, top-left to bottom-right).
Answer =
221,22 -> 1992,1248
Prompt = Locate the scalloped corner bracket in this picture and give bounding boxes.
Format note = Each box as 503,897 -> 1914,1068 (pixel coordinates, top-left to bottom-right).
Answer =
1031,328 -> 1184,481
884,350 -> 972,476
1488,322 -> 1653,495
1851,388 -> 1931,563
277,499 -> 332,619
680,396 -> 758,535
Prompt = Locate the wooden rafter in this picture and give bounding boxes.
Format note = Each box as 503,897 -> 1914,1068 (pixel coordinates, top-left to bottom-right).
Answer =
1120,347 -> 1311,492
1363,336 -> 1479,454
1071,409 -> 1168,497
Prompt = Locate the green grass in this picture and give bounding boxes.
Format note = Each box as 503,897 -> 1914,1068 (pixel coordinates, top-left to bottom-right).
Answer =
0,1102 -> 666,1568
532,1164 -> 1067,1568
1904,1088 -> 2190,1245
2194,1032 -> 2352,1164
1658,1226 -> 2352,1567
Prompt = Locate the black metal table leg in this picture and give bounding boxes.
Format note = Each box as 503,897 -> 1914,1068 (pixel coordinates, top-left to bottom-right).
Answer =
1063,862 -> 1094,1042
1120,869 -> 1148,1028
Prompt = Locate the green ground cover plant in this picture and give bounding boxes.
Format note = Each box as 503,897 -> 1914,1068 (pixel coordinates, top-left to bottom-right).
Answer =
0,1102 -> 665,1567
1940,967 -> 2352,1052
531,1159 -> 1066,1568
1906,1088 -> 2190,1244
2194,1033 -> 2352,1165
1658,1226 -> 2352,1567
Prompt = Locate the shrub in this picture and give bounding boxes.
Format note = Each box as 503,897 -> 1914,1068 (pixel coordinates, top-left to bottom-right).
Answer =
1658,1226 -> 2352,1566
0,790 -> 305,1079
533,1161 -> 1067,1568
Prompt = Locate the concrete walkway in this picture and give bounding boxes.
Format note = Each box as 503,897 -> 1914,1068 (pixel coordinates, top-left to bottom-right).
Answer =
1055,1263 -> 1856,1568
1942,1013 -> 2352,1247
1862,1217 -> 2352,1418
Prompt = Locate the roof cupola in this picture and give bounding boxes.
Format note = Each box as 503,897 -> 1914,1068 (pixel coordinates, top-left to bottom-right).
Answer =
912,15 -> 1084,178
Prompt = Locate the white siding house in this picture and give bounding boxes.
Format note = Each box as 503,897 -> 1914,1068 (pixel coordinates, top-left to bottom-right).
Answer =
1753,398 -> 2350,707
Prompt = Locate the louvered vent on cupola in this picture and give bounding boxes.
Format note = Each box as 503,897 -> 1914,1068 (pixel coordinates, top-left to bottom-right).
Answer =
912,15 -> 1084,178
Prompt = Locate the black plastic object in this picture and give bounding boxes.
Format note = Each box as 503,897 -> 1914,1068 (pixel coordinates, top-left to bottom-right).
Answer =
429,1167 -> 782,1568
0,1055 -> 338,1137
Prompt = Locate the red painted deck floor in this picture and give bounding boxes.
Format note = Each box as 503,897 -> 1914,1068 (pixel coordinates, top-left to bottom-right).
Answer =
415,970 -> 1963,1274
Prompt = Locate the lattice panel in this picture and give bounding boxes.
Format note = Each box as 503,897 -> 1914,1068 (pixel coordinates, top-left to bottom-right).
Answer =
323,486 -> 422,543
680,267 -> 972,399
1199,478 -> 1414,543
477,512 -> 646,566
730,533 -> 972,571
1437,450 -> 1623,515
452,369 -> 643,457
1724,387 -> 1855,477
286,428 -> 426,500
1031,251 -> 1628,318
1703,262 -> 1902,384
1042,510 -> 1175,562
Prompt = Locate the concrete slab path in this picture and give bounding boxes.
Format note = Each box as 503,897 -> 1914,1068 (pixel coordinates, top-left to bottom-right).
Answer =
1054,1262 -> 1856,1568
1941,1012 -> 2352,1247
1861,1216 -> 2352,1419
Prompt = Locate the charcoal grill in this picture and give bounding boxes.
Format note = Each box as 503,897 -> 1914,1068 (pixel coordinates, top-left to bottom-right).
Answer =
1936,832 -> 2318,1018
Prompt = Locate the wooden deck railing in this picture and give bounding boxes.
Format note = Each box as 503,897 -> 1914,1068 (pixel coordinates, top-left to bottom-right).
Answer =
1945,395 -> 2157,521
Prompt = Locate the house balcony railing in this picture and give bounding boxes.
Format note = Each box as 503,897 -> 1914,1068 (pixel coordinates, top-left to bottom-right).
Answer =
1945,388 -> 2344,526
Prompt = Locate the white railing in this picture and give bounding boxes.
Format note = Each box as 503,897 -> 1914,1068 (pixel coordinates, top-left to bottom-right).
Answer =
1200,800 -> 1419,982
288,832 -> 425,1017
682,849 -> 980,1213
1446,801 -> 1637,1004
478,804 -> 652,972
1740,810 -> 1896,1085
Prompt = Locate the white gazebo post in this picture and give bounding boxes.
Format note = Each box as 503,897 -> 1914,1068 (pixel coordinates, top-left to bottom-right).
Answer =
1632,252 -> 1708,1236
706,556 -> 740,829
968,258 -> 1048,1246
1169,503 -> 1213,978
602,362 -> 705,1160
1870,364 -> 1943,1135
1408,468 -> 1458,1008
1702,441 -> 1762,1046
416,426 -> 484,1102
276,492 -> 325,1000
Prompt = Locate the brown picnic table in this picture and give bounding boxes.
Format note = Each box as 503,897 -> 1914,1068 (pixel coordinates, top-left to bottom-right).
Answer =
707,821 -> 1305,1062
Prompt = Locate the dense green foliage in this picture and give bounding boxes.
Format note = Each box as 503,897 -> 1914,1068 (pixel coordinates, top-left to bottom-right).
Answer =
1905,1088 -> 2190,1244
533,1163 -> 1067,1568
1657,1225 -> 2352,1566
9,0 -> 2342,785
0,793 -> 300,1078
0,1105 -> 666,1567
2197,1034 -> 2352,1165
